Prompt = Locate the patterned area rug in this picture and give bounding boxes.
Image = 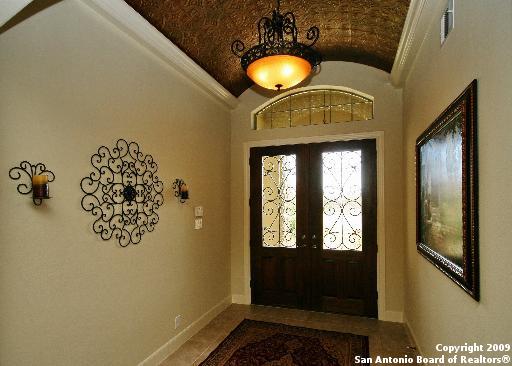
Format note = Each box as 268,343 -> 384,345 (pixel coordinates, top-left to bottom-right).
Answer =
199,319 -> 369,366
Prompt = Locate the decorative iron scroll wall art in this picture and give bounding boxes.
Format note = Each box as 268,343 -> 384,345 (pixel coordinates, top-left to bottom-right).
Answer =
80,139 -> 164,247
8,161 -> 55,205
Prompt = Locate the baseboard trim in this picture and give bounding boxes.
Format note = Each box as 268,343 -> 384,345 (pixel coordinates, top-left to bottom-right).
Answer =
138,295 -> 232,366
381,310 -> 404,323
231,294 -> 250,305
404,314 -> 424,357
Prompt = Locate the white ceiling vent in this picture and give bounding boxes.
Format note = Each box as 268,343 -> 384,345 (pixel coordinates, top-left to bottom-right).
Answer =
441,0 -> 455,45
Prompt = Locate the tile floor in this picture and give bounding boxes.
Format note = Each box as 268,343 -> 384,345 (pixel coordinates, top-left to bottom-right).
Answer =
159,304 -> 420,366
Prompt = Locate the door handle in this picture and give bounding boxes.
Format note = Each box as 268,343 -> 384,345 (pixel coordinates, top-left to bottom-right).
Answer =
311,234 -> 318,249
298,234 -> 307,248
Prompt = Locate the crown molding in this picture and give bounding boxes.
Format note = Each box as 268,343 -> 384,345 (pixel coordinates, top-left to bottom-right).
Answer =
82,0 -> 238,110
390,0 -> 435,87
0,0 -> 33,27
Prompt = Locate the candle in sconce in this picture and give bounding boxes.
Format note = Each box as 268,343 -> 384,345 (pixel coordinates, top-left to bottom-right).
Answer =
180,183 -> 189,199
32,175 -> 49,185
32,175 -> 49,199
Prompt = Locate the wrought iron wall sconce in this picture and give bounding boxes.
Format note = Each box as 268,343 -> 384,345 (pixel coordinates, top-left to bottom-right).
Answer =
173,179 -> 189,203
8,161 -> 55,205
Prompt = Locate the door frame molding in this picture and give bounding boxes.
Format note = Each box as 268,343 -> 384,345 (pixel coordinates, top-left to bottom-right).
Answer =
237,131 -> 400,322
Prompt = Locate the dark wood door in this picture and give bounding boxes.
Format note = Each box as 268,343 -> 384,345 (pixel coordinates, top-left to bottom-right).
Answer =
308,140 -> 377,317
250,144 -> 308,308
250,139 -> 377,317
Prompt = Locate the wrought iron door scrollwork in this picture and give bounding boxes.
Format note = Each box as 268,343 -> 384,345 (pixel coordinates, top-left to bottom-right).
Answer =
322,151 -> 362,251
80,139 -> 164,247
261,154 -> 297,248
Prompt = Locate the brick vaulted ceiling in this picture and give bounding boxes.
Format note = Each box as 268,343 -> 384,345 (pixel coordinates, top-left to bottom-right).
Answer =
123,0 -> 410,97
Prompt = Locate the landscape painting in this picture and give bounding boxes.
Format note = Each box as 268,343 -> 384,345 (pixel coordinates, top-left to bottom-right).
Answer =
418,111 -> 463,268
416,79 -> 479,300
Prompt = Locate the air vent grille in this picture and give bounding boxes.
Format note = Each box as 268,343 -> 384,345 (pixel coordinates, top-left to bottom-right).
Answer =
441,0 -> 454,45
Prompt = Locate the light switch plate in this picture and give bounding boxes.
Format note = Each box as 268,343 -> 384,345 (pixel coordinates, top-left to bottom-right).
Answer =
194,206 -> 204,217
174,315 -> 182,329
194,218 -> 203,230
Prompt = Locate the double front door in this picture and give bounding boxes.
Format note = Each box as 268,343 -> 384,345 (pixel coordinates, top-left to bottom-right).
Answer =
249,139 -> 377,317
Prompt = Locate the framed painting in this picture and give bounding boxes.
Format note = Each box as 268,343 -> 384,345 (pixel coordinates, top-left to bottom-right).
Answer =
416,79 -> 479,300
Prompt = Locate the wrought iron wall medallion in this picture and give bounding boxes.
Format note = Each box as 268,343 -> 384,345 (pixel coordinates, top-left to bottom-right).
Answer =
80,139 -> 164,247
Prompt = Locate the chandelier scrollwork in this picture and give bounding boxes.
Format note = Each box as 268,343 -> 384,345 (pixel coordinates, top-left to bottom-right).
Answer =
80,139 -> 164,247
231,0 -> 321,80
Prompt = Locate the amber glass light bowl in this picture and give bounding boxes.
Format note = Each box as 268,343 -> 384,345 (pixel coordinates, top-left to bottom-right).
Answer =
246,55 -> 312,90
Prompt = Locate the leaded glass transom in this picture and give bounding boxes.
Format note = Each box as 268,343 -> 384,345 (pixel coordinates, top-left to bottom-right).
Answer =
254,89 -> 373,130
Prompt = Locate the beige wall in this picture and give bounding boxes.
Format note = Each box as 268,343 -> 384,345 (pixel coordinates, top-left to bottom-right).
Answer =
230,62 -> 405,319
0,1 -> 231,365
403,0 -> 512,356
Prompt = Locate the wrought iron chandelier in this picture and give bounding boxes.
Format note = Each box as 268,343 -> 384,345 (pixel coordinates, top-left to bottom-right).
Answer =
231,0 -> 321,91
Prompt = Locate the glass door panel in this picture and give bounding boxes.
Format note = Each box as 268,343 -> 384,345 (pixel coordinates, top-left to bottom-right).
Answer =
322,150 -> 363,251
262,155 -> 297,248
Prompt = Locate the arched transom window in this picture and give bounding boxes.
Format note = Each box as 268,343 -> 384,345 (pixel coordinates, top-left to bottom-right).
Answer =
253,88 -> 374,130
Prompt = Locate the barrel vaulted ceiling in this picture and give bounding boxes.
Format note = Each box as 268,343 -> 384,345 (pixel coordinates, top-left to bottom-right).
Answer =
123,0 -> 410,97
